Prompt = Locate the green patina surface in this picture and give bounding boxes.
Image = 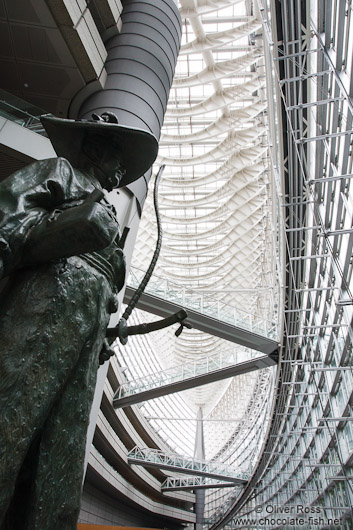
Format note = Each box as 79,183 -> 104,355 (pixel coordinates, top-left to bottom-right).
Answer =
0,155 -> 125,530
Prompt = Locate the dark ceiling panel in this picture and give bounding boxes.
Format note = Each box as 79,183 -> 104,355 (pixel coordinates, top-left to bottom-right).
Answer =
4,0 -> 56,27
18,63 -> 79,96
11,25 -> 62,64
0,59 -> 20,92
4,0 -> 41,23
0,0 -> 6,20
0,0 -> 98,118
23,94 -> 71,116
0,21 -> 13,57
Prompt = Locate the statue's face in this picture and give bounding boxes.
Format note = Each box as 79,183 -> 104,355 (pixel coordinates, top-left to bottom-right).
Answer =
81,135 -> 126,191
95,142 -> 125,191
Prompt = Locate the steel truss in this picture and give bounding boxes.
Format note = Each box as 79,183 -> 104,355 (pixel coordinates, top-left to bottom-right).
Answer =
127,447 -> 250,483
113,350 -> 277,408
162,476 -> 237,491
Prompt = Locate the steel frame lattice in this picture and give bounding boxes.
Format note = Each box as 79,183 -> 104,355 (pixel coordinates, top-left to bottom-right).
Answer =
208,0 -> 353,528
127,446 -> 250,483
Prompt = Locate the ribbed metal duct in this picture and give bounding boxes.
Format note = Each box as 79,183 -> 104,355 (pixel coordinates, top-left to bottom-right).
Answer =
79,0 -> 181,140
78,0 -> 181,200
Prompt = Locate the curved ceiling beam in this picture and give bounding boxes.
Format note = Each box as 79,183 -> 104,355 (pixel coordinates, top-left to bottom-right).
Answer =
153,246 -> 266,282
159,168 -> 265,207
157,130 -> 265,166
160,193 -> 266,226
173,52 -> 262,86
161,158 -> 265,201
161,107 -> 265,143
179,0 -> 245,19
161,231 -> 261,257
165,91 -> 263,117
161,164 -> 266,187
160,239 -> 263,269
180,19 -> 262,54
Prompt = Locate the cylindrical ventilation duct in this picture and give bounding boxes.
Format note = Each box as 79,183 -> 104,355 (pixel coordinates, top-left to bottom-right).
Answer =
78,0 -> 181,201
79,0 -> 181,137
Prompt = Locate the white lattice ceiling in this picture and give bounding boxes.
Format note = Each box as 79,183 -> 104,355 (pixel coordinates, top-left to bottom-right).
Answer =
131,0 -> 277,457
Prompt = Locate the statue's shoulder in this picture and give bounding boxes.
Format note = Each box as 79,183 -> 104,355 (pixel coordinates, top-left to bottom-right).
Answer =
32,156 -> 74,174
0,157 -> 75,191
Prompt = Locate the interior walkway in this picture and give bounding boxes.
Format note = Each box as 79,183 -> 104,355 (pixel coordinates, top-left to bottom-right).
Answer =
127,447 -> 250,484
113,350 -> 278,408
124,267 -> 279,354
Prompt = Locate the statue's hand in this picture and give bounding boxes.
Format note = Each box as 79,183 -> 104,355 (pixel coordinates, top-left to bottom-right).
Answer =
99,339 -> 115,365
23,202 -> 120,265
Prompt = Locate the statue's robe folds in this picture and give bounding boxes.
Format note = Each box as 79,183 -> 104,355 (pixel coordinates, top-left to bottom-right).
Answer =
0,158 -> 124,530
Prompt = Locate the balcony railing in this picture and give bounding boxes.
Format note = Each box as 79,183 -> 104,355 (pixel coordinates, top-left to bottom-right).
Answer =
0,89 -> 47,136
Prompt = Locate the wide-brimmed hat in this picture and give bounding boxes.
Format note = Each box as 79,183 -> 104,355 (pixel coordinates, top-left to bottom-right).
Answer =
40,114 -> 158,187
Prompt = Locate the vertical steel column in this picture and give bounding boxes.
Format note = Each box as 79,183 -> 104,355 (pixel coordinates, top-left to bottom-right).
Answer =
194,408 -> 206,530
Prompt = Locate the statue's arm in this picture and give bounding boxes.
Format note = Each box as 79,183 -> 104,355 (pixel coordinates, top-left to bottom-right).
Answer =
0,158 -> 96,278
0,158 -> 120,277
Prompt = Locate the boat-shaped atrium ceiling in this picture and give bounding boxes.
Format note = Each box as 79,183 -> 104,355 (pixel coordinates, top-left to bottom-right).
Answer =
115,0 -> 281,470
